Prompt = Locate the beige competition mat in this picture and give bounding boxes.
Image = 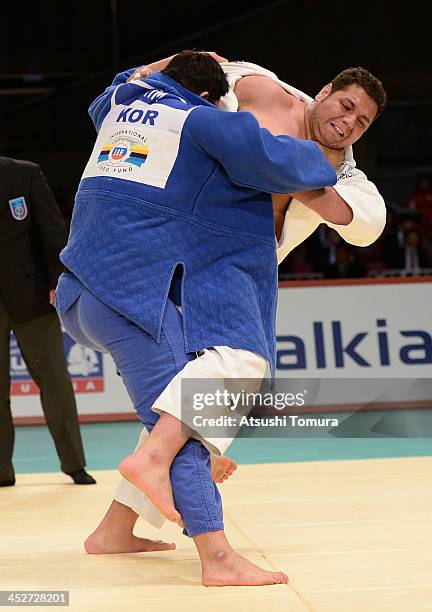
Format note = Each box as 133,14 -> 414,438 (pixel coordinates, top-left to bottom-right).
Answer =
1,457 -> 431,611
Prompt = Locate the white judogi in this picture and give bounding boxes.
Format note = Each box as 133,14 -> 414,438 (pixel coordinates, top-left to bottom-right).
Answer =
114,61 -> 387,527
115,345 -> 267,525
219,61 -> 387,261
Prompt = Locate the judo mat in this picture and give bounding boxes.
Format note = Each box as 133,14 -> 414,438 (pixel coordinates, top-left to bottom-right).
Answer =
1,424 -> 432,611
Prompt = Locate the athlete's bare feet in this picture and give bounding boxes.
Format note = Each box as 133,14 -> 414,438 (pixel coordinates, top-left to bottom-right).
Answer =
194,531 -> 288,587
119,412 -> 192,528
83,500 -> 177,555
84,531 -> 176,554
119,452 -> 183,527
211,455 -> 237,483
202,549 -> 288,587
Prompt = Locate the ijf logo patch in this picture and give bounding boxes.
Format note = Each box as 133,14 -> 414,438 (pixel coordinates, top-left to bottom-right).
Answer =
9,196 -> 28,221
97,135 -> 149,169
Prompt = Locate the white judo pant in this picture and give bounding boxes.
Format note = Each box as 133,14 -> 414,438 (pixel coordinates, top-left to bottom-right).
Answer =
114,345 -> 267,528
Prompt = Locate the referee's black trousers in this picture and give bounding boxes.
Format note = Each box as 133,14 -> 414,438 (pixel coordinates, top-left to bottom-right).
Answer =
0,299 -> 86,480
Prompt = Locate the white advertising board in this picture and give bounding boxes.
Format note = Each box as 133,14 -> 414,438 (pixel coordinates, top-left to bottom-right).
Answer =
11,278 -> 432,421
276,279 -> 431,378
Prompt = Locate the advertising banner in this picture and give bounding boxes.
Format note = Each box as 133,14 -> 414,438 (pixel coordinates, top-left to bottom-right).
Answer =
11,278 -> 432,422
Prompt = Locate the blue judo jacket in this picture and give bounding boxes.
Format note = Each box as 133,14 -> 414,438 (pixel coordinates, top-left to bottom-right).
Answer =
57,70 -> 336,373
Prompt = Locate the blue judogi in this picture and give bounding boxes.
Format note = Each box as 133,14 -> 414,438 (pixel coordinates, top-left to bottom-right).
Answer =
55,69 -> 336,536
56,70 -> 336,374
60,286 -> 221,537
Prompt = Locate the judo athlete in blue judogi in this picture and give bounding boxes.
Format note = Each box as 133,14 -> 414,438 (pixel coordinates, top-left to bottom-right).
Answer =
55,52 -> 336,586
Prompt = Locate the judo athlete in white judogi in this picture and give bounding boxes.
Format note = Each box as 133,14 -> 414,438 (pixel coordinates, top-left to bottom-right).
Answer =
56,52 -> 339,586
80,56 -> 387,587
100,58 -> 388,537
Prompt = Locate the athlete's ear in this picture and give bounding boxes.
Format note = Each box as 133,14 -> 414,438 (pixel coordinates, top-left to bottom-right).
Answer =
315,83 -> 332,101
199,91 -> 209,100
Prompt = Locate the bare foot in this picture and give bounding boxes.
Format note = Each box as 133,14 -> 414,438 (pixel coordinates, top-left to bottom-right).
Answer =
211,455 -> 237,483
202,550 -> 288,587
119,452 -> 183,527
84,530 -> 175,554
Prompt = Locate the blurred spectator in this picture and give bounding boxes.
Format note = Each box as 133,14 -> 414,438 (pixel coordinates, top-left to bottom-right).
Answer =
51,174 -> 432,282
384,228 -> 431,273
315,228 -> 343,273
322,244 -> 367,279
382,215 -> 419,264
278,243 -> 313,278
407,174 -> 432,229
278,174 -> 432,280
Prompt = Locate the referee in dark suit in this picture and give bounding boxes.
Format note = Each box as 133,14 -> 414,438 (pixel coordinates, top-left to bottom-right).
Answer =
0,156 -> 95,486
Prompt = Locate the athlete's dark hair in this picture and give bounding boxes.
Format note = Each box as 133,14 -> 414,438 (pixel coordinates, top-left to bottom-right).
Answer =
330,66 -> 387,119
161,50 -> 229,105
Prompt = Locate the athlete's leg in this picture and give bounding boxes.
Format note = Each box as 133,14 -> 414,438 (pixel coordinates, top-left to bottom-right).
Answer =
195,531 -> 288,587
169,437 -> 287,587
84,500 -> 176,554
110,346 -> 265,530
71,290 -> 195,525
88,429 -> 236,553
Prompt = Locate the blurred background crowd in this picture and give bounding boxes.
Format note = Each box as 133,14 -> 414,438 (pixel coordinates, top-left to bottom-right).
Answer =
1,0 -> 431,282
279,174 -> 432,280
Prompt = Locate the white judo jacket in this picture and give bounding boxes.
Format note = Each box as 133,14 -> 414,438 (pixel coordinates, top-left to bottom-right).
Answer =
219,61 -> 387,263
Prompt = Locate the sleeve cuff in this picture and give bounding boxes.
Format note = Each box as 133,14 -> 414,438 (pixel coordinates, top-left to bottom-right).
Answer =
328,181 -> 387,247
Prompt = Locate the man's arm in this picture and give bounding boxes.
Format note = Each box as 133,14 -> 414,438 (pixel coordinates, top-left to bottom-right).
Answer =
289,188 -> 354,225
234,75 -> 296,137
277,171 -> 386,254
325,169 -> 386,246
139,54 -> 176,72
29,164 -> 67,289
276,170 -> 387,264
187,107 -> 337,195
126,52 -> 229,81
88,67 -> 146,131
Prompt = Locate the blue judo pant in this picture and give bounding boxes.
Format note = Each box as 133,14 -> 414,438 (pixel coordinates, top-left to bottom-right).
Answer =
59,281 -> 224,537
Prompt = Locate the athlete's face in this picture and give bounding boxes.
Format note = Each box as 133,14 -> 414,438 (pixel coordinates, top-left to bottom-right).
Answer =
309,83 -> 378,149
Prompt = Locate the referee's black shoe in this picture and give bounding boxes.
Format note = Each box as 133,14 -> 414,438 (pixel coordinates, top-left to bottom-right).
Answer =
66,469 -> 96,485
0,477 -> 15,487
0,467 -> 15,486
